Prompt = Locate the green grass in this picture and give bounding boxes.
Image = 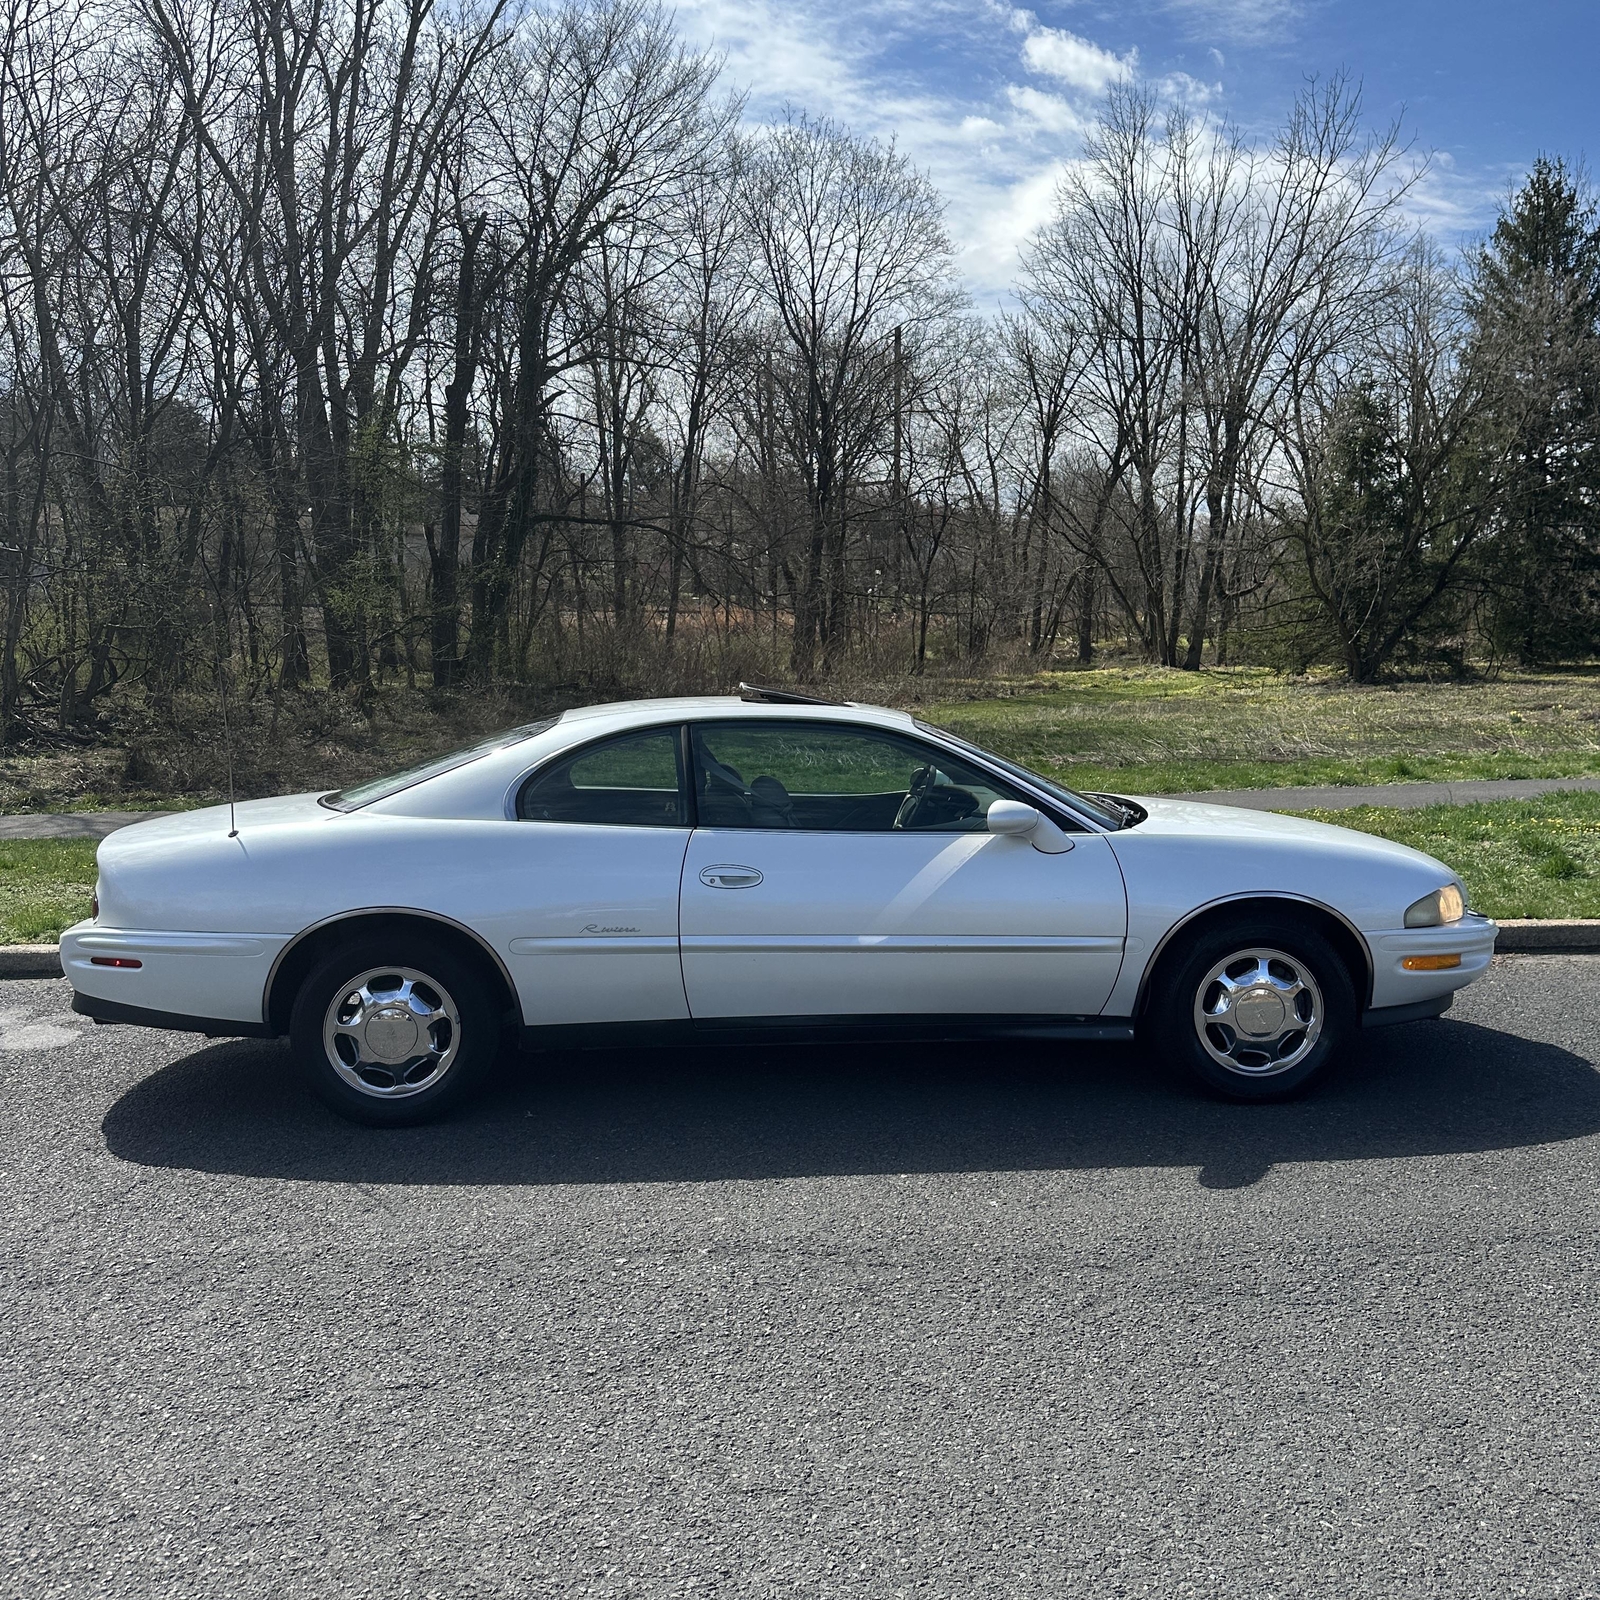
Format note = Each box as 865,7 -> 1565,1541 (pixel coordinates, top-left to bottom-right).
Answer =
0,839 -> 98,943
1288,792 -> 1600,920
914,665 -> 1600,795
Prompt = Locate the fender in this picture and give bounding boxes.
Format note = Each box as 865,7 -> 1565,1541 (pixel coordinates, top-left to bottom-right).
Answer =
1130,890 -> 1375,1014
263,905 -> 519,1027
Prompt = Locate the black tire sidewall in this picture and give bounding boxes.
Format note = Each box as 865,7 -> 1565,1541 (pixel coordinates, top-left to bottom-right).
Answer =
1147,916 -> 1357,1101
289,936 -> 498,1125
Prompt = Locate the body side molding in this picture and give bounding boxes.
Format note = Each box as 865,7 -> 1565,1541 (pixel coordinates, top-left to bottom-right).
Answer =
519,1013 -> 1137,1052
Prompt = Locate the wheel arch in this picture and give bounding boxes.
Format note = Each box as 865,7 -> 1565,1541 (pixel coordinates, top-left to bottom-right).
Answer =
1134,893 -> 1373,1017
264,908 -> 519,1035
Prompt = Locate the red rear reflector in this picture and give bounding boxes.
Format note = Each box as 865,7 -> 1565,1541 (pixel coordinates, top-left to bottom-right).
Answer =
1402,953 -> 1461,972
90,956 -> 142,969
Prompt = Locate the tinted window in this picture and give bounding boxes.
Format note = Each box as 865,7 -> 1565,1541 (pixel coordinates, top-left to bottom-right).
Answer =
691,721 -> 1031,833
520,728 -> 687,827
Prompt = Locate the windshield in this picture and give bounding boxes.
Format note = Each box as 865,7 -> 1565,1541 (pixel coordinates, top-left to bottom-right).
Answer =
914,721 -> 1133,830
322,715 -> 563,811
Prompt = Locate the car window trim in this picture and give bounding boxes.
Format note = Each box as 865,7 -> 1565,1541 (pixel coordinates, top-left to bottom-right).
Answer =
512,722 -> 693,828
679,723 -> 699,829
509,714 -> 1112,836
683,716 -> 1091,835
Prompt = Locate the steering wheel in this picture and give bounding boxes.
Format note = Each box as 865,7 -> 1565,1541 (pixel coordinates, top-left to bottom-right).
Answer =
891,766 -> 937,830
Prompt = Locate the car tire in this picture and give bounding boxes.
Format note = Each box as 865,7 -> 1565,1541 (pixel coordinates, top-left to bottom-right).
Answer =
1145,914 -> 1357,1101
289,935 -> 501,1126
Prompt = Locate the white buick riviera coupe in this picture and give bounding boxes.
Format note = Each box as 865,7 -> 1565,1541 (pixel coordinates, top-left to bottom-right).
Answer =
63,688 -> 1496,1124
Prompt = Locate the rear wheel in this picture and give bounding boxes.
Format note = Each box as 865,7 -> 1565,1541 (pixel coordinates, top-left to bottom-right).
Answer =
1145,915 -> 1356,1101
290,936 -> 499,1125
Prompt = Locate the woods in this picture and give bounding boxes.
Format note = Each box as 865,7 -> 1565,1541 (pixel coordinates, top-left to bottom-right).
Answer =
1,0 -> 1598,750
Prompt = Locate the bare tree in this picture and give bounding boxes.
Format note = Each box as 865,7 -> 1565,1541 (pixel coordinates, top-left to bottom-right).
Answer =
743,112 -> 957,674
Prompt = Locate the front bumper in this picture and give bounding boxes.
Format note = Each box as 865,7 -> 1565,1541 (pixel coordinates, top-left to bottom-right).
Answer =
1365,911 -> 1497,1011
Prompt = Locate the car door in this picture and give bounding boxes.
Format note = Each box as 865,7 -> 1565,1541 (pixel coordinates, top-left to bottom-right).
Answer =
505,724 -> 692,1027
679,719 -> 1127,1021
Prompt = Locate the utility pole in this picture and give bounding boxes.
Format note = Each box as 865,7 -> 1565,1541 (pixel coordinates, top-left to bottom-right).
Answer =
892,324 -> 903,614
891,324 -> 902,508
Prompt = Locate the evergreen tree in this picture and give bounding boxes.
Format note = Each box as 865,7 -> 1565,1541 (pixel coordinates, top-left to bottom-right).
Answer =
1469,158 -> 1600,660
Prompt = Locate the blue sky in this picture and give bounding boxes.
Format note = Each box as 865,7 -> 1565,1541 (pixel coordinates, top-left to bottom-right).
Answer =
674,0 -> 1599,302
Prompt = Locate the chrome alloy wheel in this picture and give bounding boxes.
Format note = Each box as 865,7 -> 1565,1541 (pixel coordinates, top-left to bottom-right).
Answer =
321,966 -> 461,1099
1192,947 -> 1323,1078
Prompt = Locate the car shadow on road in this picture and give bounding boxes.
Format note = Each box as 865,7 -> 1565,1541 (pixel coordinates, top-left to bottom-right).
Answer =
100,1017 -> 1600,1190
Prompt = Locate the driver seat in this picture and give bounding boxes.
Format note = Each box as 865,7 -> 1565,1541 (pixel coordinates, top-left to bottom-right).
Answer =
748,774 -> 796,828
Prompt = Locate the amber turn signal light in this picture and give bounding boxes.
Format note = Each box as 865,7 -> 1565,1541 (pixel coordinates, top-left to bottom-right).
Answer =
1402,953 -> 1461,972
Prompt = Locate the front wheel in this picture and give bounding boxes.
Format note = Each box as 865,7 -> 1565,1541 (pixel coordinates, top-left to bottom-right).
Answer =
1145,916 -> 1356,1101
289,936 -> 500,1126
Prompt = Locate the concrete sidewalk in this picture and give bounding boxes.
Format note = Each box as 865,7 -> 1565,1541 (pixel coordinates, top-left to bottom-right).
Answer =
0,810 -> 168,839
1165,776 -> 1600,812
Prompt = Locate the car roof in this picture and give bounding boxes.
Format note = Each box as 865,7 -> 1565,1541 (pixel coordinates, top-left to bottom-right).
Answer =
556,695 -> 918,731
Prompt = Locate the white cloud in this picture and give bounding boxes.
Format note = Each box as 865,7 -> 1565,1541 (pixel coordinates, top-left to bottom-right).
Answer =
1161,0 -> 1299,44
1006,84 -> 1091,139
1397,151 -> 1510,242
1156,70 -> 1224,105
1021,25 -> 1137,94
674,0 -> 1098,298
673,0 -> 875,126
670,0 -> 1253,301
962,160 -> 1075,301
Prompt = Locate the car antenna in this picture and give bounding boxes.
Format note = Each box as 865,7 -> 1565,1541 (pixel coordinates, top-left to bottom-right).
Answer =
203,580 -> 239,839
219,651 -> 238,839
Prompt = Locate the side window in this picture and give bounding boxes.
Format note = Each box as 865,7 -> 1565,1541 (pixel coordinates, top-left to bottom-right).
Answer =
520,728 -> 686,827
690,722 -> 1032,833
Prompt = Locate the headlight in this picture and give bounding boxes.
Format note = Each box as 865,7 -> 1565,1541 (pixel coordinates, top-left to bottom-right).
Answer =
1404,885 -> 1464,927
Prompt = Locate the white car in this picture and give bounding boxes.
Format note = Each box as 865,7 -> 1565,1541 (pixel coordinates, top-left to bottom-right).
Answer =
64,688 -> 1496,1123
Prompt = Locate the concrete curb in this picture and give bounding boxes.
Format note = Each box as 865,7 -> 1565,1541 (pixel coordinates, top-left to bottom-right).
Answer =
0,944 -> 63,977
1493,919 -> 1600,954
3,923 -> 1597,981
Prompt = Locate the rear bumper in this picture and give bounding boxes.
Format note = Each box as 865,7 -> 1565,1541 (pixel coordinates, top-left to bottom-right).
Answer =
60,922 -> 288,1029
71,989 -> 277,1038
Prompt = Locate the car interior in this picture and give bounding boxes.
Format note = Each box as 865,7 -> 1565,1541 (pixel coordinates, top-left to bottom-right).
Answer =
519,721 -> 1022,832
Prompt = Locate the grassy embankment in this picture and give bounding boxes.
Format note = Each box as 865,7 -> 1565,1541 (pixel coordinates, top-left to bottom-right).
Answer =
0,840 -> 98,943
1287,793 -> 1600,921
5,667 -> 1600,940
916,665 -> 1600,795
918,667 -> 1600,920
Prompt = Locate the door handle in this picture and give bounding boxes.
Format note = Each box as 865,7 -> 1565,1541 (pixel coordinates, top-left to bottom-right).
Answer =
699,864 -> 763,889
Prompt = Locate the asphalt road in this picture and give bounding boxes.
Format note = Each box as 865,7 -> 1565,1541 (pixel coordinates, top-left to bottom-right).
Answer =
5,962 -> 1600,1598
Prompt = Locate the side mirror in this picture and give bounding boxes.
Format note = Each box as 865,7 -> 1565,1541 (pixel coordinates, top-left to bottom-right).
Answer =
986,798 -> 1075,855
987,800 -> 1041,836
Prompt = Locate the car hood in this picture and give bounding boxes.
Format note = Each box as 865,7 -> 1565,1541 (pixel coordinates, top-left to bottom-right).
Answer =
1121,794 -> 1457,877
